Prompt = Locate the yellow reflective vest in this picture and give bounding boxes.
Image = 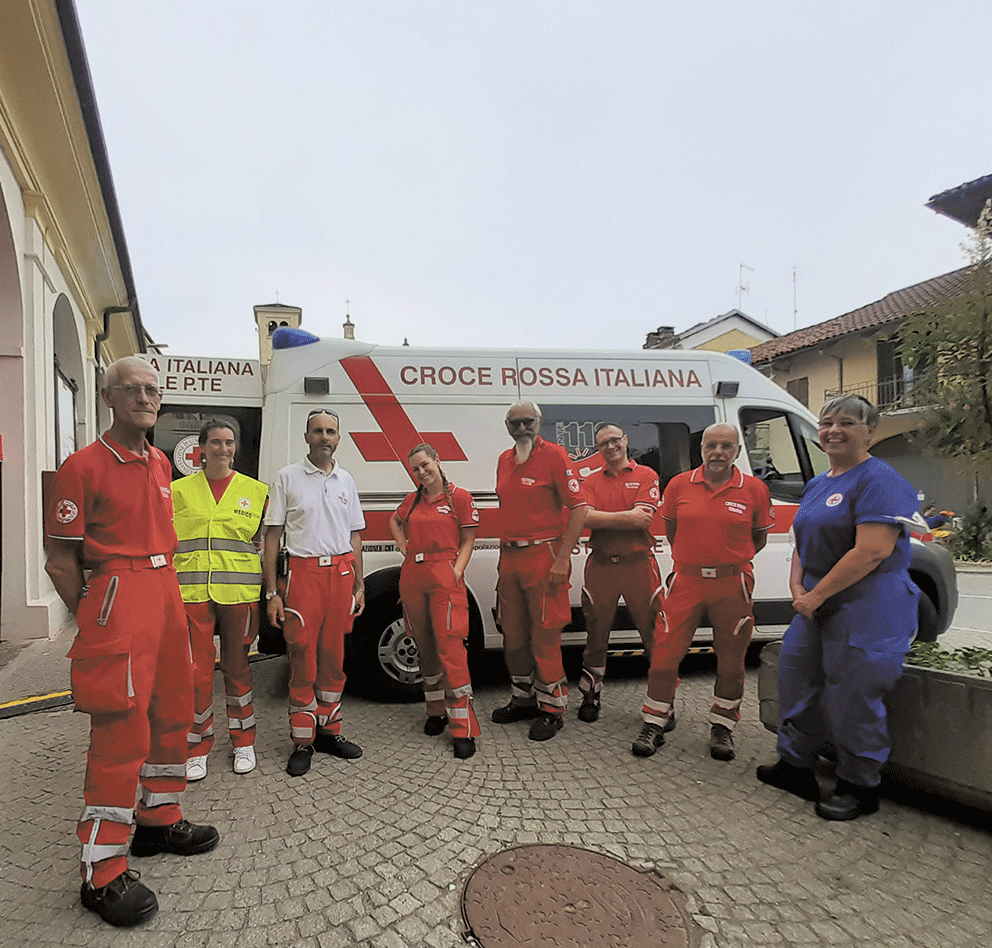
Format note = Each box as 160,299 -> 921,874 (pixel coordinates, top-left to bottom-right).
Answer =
173,471 -> 268,604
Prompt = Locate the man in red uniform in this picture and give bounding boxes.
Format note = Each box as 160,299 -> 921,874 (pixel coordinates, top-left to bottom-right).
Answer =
578,423 -> 663,722
492,401 -> 587,741
45,357 -> 219,928
633,423 -> 773,761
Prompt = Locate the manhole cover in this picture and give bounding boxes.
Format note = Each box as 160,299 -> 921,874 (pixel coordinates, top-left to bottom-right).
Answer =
461,844 -> 690,947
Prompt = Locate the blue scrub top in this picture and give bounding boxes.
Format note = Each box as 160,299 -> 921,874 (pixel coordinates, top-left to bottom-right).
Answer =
793,456 -> 917,601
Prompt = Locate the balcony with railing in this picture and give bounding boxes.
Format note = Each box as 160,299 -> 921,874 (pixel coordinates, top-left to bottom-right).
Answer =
824,373 -> 930,412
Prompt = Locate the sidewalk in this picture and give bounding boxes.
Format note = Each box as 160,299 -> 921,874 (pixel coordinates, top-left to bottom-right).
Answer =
2,653 -> 990,948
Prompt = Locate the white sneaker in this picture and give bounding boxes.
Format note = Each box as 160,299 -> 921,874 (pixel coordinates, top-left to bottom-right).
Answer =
233,746 -> 256,774
186,756 -> 208,782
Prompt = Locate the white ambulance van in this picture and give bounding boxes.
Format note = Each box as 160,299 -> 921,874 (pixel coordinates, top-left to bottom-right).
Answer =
258,330 -> 957,699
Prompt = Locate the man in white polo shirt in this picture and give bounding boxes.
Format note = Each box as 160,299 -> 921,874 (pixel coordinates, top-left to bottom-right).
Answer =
263,409 -> 367,776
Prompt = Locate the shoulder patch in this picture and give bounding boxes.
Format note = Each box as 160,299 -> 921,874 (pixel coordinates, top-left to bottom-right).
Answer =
55,499 -> 78,524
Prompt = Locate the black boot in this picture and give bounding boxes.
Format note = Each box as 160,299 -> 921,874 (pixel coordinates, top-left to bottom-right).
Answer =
756,758 -> 820,801
131,819 -> 220,857
80,869 -> 158,926
815,779 -> 880,821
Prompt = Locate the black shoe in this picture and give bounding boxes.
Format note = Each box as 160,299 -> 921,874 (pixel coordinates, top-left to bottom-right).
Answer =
453,737 -> 477,759
756,758 -> 820,802
631,722 -> 666,757
424,716 -> 448,736
709,723 -> 735,761
815,779 -> 880,821
491,702 -> 539,724
528,713 -> 564,741
81,869 -> 158,927
577,695 -> 600,723
130,819 -> 219,857
663,712 -> 678,733
286,744 -> 314,776
314,732 -> 363,759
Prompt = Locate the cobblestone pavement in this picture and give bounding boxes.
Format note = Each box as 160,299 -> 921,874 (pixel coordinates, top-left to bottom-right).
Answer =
1,655 -> 989,948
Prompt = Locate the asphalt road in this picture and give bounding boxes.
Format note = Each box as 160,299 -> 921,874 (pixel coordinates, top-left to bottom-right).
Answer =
941,569 -> 992,649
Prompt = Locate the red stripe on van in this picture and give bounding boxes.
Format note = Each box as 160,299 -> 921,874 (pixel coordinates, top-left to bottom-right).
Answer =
341,356 -> 467,465
351,432 -> 397,461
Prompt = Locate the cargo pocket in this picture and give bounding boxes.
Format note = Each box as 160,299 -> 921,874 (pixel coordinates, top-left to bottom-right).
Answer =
445,587 -> 469,633
69,574 -> 135,715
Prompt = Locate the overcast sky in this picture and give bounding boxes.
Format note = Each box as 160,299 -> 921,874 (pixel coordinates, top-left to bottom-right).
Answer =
75,0 -> 990,359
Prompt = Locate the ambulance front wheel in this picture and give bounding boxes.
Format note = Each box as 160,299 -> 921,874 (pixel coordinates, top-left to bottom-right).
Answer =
346,599 -> 423,700
914,592 -> 939,643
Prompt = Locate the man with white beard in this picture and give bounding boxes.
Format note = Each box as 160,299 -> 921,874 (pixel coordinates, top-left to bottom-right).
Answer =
491,401 -> 587,741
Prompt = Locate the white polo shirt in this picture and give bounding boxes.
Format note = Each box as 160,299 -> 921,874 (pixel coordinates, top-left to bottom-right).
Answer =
265,457 -> 365,557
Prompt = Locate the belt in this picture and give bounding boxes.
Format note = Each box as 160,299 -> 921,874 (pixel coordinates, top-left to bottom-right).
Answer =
592,550 -> 648,564
95,553 -> 172,572
290,553 -> 353,567
407,551 -> 455,563
678,563 -> 746,579
501,537 -> 559,549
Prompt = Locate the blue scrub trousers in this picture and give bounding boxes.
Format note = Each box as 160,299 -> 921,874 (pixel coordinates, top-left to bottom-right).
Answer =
776,572 -> 918,788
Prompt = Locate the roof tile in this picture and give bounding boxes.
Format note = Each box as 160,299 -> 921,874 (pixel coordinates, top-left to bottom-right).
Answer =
750,267 -> 971,363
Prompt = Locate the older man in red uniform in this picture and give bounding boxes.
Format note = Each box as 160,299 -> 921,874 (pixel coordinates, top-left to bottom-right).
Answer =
45,357 -> 219,928
492,401 -> 587,741
577,423 -> 663,722
633,423 -> 773,761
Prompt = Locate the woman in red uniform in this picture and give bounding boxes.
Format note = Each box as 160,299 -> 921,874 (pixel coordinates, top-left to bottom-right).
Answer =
389,443 -> 481,758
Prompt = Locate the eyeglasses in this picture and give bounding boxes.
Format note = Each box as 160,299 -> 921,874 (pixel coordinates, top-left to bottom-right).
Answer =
507,417 -> 536,427
817,418 -> 865,429
307,408 -> 339,421
596,437 -> 624,449
115,384 -> 163,400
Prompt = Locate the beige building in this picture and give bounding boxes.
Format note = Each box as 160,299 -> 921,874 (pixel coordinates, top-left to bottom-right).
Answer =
1,0 -> 145,642
644,309 -> 777,355
750,268 -> 988,512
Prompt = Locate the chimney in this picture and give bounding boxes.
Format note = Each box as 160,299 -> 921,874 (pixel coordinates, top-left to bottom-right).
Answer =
643,326 -> 677,350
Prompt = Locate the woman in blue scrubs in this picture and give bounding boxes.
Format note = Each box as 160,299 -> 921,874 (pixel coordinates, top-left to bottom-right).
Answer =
757,394 -> 919,821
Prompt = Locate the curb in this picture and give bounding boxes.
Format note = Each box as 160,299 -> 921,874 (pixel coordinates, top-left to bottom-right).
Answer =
0,651 -> 281,720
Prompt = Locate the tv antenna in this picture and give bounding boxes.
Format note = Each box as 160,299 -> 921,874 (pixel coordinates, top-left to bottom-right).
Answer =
792,265 -> 798,330
737,263 -> 754,310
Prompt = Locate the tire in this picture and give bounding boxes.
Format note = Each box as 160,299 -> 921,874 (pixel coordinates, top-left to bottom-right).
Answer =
915,593 -> 940,643
345,597 -> 423,701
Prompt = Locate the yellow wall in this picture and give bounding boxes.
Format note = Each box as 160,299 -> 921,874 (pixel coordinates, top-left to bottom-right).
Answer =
695,328 -> 768,353
764,332 -> 918,444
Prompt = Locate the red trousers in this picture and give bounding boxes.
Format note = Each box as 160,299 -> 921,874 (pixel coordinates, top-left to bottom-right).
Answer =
185,600 -> 257,757
496,543 -> 570,715
644,567 -> 755,729
282,555 -> 355,745
399,557 -> 481,738
70,563 -> 193,887
580,551 -> 663,698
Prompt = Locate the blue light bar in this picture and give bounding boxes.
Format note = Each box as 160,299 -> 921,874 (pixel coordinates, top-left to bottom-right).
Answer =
272,327 -> 320,350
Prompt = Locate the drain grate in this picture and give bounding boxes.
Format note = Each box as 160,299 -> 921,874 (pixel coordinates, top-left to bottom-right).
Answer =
461,844 -> 690,947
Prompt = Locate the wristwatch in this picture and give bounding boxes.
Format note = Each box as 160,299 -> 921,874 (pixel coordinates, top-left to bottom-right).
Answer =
265,590 -> 280,601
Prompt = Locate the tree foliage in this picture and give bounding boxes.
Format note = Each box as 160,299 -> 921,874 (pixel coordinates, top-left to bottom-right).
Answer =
899,200 -> 992,472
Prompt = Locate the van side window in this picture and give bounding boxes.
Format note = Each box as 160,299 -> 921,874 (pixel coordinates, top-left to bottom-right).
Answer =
152,407 -> 263,480
739,408 -> 826,501
545,406 -> 713,493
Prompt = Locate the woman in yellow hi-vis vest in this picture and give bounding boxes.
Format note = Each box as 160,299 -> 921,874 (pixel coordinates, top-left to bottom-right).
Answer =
173,421 -> 268,778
